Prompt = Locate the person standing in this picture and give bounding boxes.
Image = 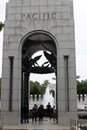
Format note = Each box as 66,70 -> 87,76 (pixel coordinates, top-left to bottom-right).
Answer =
38,104 -> 44,123
23,105 -> 29,123
32,104 -> 38,123
52,105 -> 56,121
46,102 -> 52,119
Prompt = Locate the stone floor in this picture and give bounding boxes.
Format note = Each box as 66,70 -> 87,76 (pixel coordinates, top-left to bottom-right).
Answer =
2,118 -> 70,130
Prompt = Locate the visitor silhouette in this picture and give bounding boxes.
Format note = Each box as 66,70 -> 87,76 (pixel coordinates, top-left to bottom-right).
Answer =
46,102 -> 52,119
32,104 -> 38,123
38,104 -> 44,123
23,105 -> 29,123
51,105 -> 56,121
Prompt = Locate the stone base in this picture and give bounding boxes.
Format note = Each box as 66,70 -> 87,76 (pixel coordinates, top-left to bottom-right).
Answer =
1,112 -> 20,125
58,112 -> 77,125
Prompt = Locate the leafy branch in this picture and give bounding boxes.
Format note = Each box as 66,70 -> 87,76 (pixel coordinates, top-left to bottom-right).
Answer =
0,22 -> 5,31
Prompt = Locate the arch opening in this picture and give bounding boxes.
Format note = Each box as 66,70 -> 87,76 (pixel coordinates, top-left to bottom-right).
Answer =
21,31 -> 57,123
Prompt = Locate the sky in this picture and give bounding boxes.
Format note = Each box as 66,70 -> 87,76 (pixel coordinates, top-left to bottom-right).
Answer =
0,0 -> 87,83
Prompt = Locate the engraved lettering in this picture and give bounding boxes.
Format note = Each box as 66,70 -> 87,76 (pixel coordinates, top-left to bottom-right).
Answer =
26,14 -> 31,19
21,13 -> 56,20
21,14 -> 25,19
38,13 -> 41,19
43,13 -> 47,19
51,13 -> 56,19
32,13 -> 37,20
47,13 -> 50,19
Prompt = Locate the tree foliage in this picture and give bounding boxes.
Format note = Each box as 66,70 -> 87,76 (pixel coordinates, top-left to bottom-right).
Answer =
30,81 -> 41,95
0,22 -> 5,31
77,79 -> 87,94
30,80 -> 50,95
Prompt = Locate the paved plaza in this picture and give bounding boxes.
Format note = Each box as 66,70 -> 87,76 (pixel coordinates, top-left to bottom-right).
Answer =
2,118 -> 70,130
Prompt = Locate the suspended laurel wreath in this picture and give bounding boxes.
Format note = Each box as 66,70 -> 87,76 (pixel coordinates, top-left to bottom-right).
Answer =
0,22 -> 5,31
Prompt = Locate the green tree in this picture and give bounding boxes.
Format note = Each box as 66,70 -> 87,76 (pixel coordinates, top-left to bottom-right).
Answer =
30,81 -> 41,95
0,22 -> 5,31
77,78 -> 87,94
30,80 -> 50,95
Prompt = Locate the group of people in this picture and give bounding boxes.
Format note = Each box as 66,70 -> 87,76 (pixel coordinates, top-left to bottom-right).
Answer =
22,102 -> 56,123
32,104 -> 44,123
32,102 -> 56,123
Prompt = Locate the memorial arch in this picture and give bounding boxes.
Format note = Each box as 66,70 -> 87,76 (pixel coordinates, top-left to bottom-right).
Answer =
1,0 -> 77,125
